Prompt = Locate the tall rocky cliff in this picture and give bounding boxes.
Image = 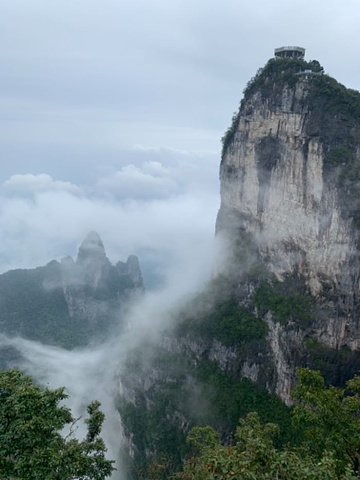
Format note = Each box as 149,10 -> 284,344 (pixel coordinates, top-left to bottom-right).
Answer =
116,56 -> 360,478
216,57 -> 360,402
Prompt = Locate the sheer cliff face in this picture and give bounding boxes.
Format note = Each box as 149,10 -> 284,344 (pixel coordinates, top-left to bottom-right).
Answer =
219,82 -> 356,297
217,63 -> 360,399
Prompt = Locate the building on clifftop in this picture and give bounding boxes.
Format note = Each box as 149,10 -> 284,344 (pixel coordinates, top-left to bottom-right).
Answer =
274,46 -> 305,59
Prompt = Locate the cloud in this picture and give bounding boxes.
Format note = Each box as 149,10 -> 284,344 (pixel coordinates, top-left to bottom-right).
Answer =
0,136 -> 220,285
2,0 -> 360,210
0,168 -> 219,291
2,174 -> 82,196
2,0 -> 360,190
96,163 -> 178,200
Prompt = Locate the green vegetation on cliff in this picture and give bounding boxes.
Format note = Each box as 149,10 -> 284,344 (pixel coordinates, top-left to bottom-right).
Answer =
173,369 -> 360,480
0,264 -> 87,349
221,57 -> 324,158
119,354 -> 295,479
252,279 -> 315,327
118,269 -> 296,479
0,257 -> 139,350
176,295 -> 267,347
305,338 -> 360,387
222,55 -> 360,202
243,57 -> 323,99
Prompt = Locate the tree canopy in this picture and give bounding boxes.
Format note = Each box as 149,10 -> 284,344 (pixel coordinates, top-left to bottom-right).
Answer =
170,368 -> 360,480
0,369 -> 115,480
292,367 -> 360,476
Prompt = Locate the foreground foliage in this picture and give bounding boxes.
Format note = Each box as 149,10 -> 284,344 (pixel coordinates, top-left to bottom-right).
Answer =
292,368 -> 360,476
171,369 -> 360,480
0,369 -> 115,479
120,351 -> 294,478
174,413 -> 348,480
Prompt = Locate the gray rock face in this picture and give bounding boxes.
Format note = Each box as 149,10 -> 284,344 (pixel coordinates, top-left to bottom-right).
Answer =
161,335 -> 237,371
220,83 -> 356,299
0,231 -> 144,348
116,255 -> 143,290
61,232 -> 144,327
76,231 -> 112,289
217,63 -> 360,401
78,231 -> 107,259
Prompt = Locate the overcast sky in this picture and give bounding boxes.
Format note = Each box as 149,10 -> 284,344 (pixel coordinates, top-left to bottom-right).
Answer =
1,0 -> 360,286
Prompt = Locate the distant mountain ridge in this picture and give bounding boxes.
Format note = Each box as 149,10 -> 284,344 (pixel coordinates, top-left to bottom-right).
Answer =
0,232 -> 143,349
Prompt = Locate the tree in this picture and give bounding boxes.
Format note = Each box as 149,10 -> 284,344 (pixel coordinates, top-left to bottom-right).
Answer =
172,369 -> 360,479
0,369 -> 115,479
173,413 -> 348,480
292,367 -> 360,476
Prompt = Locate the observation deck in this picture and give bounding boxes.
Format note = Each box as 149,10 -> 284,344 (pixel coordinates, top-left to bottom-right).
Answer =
274,46 -> 305,59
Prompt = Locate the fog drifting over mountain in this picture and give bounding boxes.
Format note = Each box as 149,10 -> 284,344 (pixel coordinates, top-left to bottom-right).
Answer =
0,234 -> 219,478
1,0 -> 360,280
0,150 -> 219,289
2,1 -> 360,478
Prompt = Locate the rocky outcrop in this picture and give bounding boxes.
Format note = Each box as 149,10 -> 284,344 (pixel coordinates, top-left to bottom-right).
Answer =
161,335 -> 237,371
61,232 -> 144,328
116,255 -> 143,290
0,232 -> 143,347
217,57 -> 360,401
219,83 -> 356,298
75,231 -> 112,289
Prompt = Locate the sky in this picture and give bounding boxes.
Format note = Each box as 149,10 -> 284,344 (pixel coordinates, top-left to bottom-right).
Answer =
1,0 -> 360,286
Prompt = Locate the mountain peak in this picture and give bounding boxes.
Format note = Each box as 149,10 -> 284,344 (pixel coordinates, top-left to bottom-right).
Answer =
77,231 -> 106,262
